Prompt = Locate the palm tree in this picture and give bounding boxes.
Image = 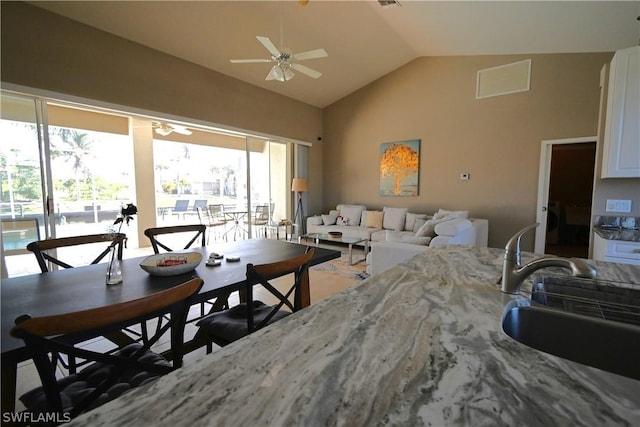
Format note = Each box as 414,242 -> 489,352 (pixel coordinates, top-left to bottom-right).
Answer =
51,130 -> 93,201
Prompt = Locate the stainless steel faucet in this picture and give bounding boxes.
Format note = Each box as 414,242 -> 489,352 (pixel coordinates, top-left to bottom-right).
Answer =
500,223 -> 597,294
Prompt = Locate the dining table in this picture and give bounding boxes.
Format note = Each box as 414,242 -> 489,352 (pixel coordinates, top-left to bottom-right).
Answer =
0,238 -> 340,414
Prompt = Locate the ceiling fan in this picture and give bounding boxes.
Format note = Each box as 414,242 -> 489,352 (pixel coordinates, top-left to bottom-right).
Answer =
230,36 -> 327,82
152,121 -> 192,136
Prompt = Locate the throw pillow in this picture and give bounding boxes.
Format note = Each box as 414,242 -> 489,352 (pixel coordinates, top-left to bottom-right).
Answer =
434,218 -> 472,237
404,212 -> 427,231
415,220 -> 436,238
365,210 -> 384,229
340,206 -> 364,226
413,218 -> 428,232
336,215 -> 349,226
321,213 -> 338,225
382,207 -> 408,231
308,216 -> 323,226
433,209 -> 469,220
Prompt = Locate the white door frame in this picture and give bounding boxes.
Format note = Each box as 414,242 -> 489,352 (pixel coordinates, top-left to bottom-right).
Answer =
534,136 -> 597,254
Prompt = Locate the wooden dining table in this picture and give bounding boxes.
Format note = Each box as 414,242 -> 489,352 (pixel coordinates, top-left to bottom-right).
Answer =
0,238 -> 340,414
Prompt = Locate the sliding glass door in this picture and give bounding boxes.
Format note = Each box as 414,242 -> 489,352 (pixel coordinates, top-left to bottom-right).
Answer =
0,93 -> 47,276
1,92 -> 137,276
1,88 -> 300,276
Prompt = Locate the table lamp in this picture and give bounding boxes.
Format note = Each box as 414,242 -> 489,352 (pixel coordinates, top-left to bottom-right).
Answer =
292,178 -> 308,234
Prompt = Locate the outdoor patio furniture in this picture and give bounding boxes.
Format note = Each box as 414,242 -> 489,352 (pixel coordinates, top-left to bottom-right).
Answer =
171,200 -> 190,220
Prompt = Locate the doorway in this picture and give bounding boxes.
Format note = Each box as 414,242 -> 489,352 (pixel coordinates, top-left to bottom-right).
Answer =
535,137 -> 596,257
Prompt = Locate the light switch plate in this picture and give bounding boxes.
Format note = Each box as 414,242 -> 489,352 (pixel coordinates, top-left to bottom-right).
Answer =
606,199 -> 632,213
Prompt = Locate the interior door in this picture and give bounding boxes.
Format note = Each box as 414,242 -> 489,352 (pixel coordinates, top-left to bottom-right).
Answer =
535,137 -> 596,256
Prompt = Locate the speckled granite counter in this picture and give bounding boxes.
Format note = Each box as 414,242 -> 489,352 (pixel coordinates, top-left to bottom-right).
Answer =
594,226 -> 640,243
71,247 -> 640,426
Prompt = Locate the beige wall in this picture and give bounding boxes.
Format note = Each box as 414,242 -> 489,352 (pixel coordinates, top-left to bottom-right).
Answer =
323,54 -> 613,248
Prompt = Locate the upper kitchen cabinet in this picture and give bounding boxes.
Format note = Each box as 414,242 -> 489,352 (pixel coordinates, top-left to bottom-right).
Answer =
601,46 -> 640,178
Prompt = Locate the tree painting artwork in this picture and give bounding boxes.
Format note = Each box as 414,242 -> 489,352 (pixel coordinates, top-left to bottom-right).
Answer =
379,140 -> 420,196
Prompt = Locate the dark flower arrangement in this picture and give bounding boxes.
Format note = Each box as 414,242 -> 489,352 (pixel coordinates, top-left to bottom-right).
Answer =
114,203 -> 138,229
106,203 -> 137,284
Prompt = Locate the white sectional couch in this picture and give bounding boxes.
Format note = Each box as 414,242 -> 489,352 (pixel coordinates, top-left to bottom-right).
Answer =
306,205 -> 489,275
366,218 -> 489,275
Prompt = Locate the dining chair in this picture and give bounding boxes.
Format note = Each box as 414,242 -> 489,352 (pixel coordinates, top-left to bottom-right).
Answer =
144,224 -> 225,320
197,247 -> 315,352
143,224 -> 206,254
26,233 -> 133,373
11,278 -> 202,421
26,233 -> 127,273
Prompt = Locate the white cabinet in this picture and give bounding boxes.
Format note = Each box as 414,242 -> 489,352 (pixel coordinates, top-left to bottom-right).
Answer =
593,233 -> 640,265
601,46 -> 640,178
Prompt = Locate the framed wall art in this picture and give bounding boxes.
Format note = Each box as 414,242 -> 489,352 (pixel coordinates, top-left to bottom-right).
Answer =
379,139 -> 420,197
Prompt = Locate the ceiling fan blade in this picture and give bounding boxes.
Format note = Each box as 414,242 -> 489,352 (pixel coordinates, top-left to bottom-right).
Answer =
256,36 -> 281,57
292,48 -> 328,61
230,59 -> 272,63
291,63 -> 322,79
169,125 -> 192,136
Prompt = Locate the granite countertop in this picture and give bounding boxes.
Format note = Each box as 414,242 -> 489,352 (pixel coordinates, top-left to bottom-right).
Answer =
594,226 -> 640,243
72,246 -> 640,426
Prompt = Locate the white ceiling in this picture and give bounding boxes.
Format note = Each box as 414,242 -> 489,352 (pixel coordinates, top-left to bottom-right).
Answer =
29,1 -> 640,108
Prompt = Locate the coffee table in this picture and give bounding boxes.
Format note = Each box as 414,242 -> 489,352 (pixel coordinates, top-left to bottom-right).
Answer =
299,233 -> 369,265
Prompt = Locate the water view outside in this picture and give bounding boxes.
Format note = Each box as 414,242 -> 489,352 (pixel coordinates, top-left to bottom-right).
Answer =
1,119 -> 136,276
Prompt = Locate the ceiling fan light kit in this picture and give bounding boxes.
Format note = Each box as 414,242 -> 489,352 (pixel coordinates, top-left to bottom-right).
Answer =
269,63 -> 295,82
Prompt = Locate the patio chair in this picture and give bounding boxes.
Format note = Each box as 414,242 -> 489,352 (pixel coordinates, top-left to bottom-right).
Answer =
170,199 -> 190,220
244,204 -> 271,238
197,247 -> 314,351
11,278 -> 202,421
196,205 -> 227,244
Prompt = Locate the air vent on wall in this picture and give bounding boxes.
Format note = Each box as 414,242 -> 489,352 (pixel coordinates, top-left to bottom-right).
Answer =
378,0 -> 401,7
476,59 -> 531,99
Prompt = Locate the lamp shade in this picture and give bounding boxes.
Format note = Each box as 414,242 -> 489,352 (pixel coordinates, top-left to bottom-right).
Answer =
291,178 -> 308,192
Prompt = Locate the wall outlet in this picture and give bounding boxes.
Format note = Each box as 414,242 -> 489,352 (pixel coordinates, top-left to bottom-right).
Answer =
606,199 -> 632,213
460,173 -> 470,180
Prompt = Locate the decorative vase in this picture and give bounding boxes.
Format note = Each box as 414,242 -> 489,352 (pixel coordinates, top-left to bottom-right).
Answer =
106,246 -> 123,285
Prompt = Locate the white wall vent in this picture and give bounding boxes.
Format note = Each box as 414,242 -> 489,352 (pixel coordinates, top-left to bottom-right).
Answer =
476,59 -> 531,99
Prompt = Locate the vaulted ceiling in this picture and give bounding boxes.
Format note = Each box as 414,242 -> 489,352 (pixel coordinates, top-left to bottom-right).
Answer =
29,1 -> 640,108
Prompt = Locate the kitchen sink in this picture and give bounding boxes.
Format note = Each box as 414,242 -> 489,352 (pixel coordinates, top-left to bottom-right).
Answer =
530,276 -> 640,326
502,301 -> 640,380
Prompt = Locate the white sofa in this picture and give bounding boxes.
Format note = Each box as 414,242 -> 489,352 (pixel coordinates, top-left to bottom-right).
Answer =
366,218 -> 489,275
307,205 -> 488,275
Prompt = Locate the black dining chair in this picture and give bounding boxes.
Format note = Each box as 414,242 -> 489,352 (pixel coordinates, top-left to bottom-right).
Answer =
11,278 -> 202,422
144,224 -> 206,254
197,247 -> 314,352
26,233 -> 127,273
26,233 -> 131,374
144,224 -> 226,320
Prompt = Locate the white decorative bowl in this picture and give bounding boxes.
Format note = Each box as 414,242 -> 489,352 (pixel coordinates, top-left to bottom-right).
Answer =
139,252 -> 203,276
